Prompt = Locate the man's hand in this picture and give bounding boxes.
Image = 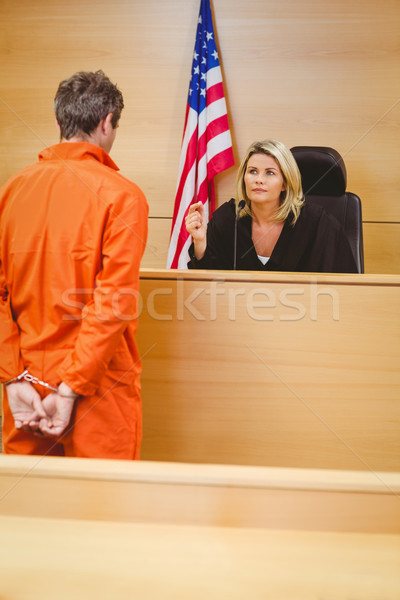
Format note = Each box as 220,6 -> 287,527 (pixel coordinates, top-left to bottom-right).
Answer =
38,382 -> 78,438
5,381 -> 47,430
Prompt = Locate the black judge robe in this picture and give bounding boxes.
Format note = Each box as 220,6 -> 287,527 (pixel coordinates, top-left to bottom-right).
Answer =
188,198 -> 358,273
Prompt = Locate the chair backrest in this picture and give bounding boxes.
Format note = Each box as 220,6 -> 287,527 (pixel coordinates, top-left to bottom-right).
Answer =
291,146 -> 364,273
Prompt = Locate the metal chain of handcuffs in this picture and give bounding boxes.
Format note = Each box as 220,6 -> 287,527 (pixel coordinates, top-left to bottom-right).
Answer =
5,370 -> 77,397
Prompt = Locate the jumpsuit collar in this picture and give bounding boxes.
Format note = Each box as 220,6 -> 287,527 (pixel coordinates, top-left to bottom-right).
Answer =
38,142 -> 120,171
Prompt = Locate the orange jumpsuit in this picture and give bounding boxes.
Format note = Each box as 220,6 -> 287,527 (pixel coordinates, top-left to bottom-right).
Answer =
0,142 -> 148,458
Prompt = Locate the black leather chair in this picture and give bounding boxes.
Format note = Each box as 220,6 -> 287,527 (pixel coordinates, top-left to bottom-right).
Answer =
291,146 -> 364,273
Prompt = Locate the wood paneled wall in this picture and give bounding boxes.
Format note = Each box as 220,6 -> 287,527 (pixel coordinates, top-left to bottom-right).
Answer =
1,0 -> 399,273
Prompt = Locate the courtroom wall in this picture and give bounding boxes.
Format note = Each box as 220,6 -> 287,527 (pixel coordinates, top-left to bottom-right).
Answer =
1,0 -> 399,273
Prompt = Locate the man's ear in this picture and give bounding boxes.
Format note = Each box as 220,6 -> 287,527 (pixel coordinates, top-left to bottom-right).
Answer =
102,113 -> 114,134
55,120 -> 62,141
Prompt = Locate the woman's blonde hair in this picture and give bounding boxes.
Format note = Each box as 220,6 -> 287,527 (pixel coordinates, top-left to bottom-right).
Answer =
235,139 -> 304,224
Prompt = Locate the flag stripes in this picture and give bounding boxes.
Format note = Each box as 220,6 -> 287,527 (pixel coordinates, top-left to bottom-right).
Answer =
166,0 -> 234,269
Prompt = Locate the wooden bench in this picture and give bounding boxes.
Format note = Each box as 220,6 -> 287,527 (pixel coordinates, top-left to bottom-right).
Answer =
0,455 -> 399,599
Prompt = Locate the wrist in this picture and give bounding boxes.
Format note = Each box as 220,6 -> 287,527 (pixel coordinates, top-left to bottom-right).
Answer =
3,370 -> 29,386
193,239 -> 206,260
57,382 -> 79,399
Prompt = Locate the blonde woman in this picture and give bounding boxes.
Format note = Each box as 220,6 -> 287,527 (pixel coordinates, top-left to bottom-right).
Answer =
185,139 -> 357,272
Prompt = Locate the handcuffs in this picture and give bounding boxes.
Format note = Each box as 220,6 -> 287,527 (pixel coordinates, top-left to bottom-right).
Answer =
4,369 -> 58,392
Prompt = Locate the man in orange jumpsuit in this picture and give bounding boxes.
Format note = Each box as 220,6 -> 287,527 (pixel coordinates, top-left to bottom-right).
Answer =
0,70 -> 148,458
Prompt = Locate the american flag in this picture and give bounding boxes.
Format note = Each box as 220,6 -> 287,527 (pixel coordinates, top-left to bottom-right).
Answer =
166,0 -> 234,269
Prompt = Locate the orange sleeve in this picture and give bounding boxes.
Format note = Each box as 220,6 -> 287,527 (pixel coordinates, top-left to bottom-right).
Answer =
58,185 -> 148,396
0,254 -> 25,381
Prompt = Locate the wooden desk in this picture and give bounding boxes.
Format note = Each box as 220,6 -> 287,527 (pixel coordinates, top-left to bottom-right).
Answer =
0,456 -> 399,599
137,270 -> 400,471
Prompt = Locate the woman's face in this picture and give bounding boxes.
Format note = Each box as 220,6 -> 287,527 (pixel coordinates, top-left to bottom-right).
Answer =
244,153 -> 286,208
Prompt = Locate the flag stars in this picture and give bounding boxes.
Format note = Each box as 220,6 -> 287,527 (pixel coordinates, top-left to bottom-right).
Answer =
190,12 -> 222,103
